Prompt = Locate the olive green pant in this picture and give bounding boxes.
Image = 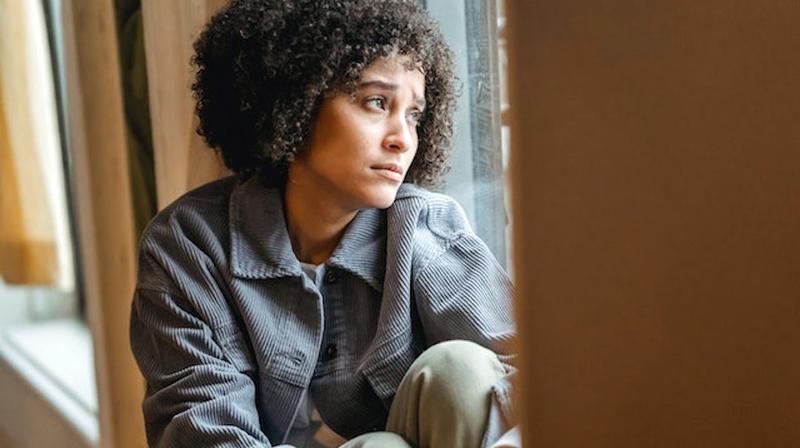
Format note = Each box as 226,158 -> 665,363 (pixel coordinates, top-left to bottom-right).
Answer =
340,340 -> 506,448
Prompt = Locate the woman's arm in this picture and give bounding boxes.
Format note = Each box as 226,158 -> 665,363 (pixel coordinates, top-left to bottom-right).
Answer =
130,286 -> 276,447
413,231 -> 516,364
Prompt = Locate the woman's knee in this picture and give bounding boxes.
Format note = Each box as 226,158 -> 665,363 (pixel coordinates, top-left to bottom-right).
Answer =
408,340 -> 505,394
387,340 -> 506,447
340,431 -> 412,448
414,340 -> 502,372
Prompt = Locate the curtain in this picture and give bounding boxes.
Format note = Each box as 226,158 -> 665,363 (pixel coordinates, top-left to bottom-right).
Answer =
0,0 -> 73,288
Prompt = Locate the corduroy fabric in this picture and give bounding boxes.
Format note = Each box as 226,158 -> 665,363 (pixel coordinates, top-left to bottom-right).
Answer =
130,175 -> 516,448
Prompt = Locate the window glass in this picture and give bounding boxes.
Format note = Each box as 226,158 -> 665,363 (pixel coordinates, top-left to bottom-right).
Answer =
424,0 -> 511,269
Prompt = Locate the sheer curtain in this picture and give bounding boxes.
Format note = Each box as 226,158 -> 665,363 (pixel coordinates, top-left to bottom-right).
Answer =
0,0 -> 73,289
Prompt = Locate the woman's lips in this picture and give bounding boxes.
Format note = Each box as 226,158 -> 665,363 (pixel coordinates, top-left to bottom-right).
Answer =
372,163 -> 404,182
373,167 -> 403,182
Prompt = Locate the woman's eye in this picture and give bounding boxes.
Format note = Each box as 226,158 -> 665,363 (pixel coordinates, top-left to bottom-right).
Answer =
408,110 -> 423,125
366,97 -> 386,110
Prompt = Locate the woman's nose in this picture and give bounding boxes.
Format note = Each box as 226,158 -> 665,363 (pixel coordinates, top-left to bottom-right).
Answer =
383,113 -> 414,152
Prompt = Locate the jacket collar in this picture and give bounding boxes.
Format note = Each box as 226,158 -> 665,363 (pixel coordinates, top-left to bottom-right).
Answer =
229,176 -> 386,292
327,206 -> 386,292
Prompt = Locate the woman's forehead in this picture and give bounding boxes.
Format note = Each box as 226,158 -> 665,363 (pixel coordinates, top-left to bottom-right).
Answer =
359,55 -> 425,93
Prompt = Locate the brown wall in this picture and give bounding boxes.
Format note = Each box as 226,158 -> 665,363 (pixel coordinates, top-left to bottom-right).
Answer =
508,1 -> 800,446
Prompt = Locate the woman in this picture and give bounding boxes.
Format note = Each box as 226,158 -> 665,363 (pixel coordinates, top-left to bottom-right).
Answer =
129,1 -> 516,447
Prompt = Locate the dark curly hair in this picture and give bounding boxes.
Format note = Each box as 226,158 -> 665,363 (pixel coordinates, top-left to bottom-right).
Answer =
191,0 -> 456,187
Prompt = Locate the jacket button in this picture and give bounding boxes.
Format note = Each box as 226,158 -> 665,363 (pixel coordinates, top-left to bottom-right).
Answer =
324,270 -> 338,283
325,343 -> 338,359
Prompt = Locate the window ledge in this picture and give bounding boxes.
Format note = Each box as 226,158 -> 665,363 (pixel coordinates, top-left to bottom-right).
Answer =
0,318 -> 98,447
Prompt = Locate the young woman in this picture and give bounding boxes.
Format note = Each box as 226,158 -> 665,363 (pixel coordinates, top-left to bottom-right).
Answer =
129,1 -> 516,447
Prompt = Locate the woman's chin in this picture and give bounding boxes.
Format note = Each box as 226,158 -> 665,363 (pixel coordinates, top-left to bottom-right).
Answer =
357,187 -> 400,210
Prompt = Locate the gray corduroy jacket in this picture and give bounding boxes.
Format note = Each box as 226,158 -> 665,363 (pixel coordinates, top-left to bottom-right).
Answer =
130,175 -> 516,447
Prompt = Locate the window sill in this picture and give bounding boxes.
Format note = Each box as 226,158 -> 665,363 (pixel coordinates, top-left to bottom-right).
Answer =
0,318 -> 98,447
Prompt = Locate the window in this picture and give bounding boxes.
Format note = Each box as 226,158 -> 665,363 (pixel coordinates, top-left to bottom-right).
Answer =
0,0 -> 96,446
424,0 -> 511,270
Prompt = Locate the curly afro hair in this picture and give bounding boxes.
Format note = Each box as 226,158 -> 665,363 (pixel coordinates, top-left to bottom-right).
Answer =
191,0 -> 457,187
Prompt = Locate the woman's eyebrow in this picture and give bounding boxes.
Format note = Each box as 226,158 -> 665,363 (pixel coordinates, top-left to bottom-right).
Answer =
358,80 -> 397,91
357,80 -> 426,108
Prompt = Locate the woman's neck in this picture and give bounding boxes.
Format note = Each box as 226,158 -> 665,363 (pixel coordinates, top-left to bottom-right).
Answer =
283,168 -> 357,265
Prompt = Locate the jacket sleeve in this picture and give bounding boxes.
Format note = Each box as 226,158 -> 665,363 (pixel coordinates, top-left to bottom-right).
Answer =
413,231 -> 517,365
130,286 -> 281,447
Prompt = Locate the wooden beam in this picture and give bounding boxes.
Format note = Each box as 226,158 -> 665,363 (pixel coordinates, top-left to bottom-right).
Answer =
61,0 -> 145,446
141,0 -> 229,210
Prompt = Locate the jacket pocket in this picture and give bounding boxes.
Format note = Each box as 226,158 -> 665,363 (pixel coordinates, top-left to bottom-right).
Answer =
215,322 -> 257,373
266,350 -> 308,387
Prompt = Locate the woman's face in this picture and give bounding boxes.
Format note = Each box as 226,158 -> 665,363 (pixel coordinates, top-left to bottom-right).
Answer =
290,55 -> 426,210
